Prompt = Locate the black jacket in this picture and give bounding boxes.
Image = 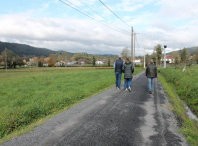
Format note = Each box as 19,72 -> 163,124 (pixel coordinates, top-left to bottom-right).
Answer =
122,61 -> 134,79
115,59 -> 124,73
146,63 -> 157,78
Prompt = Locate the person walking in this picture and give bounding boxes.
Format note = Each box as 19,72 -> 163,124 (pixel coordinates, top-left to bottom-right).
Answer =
113,55 -> 124,90
122,58 -> 134,92
146,59 -> 157,94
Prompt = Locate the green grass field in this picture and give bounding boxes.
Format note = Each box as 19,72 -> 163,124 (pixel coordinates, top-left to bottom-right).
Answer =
0,67 -> 144,140
158,65 -> 198,145
159,65 -> 198,116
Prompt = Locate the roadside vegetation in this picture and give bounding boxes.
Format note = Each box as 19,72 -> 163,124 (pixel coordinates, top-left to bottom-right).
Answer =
159,66 -> 198,116
0,67 -> 144,142
158,65 -> 198,145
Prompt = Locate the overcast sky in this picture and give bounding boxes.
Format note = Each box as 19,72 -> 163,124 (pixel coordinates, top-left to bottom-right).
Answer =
0,0 -> 198,56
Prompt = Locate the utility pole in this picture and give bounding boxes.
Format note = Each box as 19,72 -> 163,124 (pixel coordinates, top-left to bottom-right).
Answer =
155,48 -> 158,67
131,27 -> 133,63
144,48 -> 145,68
5,48 -> 7,74
30,57 -> 31,69
134,33 -> 135,63
133,33 -> 140,63
160,40 -> 170,68
164,45 -> 167,68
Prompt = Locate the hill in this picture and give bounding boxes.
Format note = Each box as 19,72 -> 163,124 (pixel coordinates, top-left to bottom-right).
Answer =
0,42 -> 58,57
166,46 -> 198,55
0,42 -> 115,58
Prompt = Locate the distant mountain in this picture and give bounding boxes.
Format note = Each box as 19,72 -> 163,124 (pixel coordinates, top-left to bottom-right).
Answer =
0,41 -> 59,57
166,47 -> 198,55
0,42 -> 115,58
97,54 -> 115,58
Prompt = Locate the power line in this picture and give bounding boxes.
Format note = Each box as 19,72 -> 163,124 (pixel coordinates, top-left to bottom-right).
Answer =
64,0 -> 100,21
59,0 -> 131,36
135,35 -> 141,49
77,0 -> 130,34
64,0 -> 130,35
78,0 -> 104,20
183,1 -> 198,19
99,0 -> 132,28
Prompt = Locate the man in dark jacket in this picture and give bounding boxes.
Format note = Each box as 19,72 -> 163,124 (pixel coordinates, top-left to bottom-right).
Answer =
146,59 -> 157,94
113,55 -> 124,90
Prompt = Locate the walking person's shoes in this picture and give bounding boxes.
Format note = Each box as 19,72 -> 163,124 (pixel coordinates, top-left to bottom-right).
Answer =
128,87 -> 131,92
149,91 -> 152,94
116,87 -> 119,90
125,88 -> 128,91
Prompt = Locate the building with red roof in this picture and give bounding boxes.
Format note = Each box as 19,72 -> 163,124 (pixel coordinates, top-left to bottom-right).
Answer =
161,55 -> 174,63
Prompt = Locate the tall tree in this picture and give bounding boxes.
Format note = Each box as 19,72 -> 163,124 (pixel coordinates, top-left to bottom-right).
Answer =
121,48 -> 131,59
113,55 -> 119,62
16,58 -> 24,67
145,54 -> 150,66
154,44 -> 162,65
48,54 -> 56,67
54,52 -> 60,62
171,51 -> 180,64
25,57 -> 29,62
151,49 -> 156,64
108,58 -> 110,66
92,56 -> 95,66
180,48 -> 187,63
1,49 -> 15,68
175,56 -> 179,65
0,56 -> 2,64
193,47 -> 198,63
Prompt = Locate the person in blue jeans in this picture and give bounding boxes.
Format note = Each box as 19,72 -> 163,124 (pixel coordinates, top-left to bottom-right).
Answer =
113,55 -> 124,90
122,58 -> 134,92
145,59 -> 157,94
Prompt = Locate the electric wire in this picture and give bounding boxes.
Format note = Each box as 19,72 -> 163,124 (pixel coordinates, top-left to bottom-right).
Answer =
99,0 -> 132,28
183,1 -> 198,19
63,0 -> 102,21
77,0 -> 130,34
135,35 -> 142,49
59,0 -> 131,36
64,0 -> 130,35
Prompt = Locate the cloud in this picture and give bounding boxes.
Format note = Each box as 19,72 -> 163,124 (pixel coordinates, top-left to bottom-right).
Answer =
0,14 -> 130,55
0,0 -> 198,56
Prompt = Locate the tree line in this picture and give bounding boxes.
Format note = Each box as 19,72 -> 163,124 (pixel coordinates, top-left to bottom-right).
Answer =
1,45 -> 198,68
146,44 -> 198,66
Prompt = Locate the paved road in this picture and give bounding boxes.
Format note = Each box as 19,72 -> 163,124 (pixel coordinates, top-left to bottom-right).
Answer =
2,71 -> 189,146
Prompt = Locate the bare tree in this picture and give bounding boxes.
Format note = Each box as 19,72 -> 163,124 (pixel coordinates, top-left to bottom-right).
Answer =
113,55 -> 119,62
1,49 -> 14,68
121,48 -> 131,59
61,52 -> 68,67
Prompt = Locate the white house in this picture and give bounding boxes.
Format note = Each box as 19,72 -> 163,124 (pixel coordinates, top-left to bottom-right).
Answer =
134,59 -> 141,63
95,60 -> 105,64
161,55 -> 174,63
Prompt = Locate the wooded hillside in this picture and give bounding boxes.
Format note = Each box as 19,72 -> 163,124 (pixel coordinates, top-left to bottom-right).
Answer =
0,42 -> 58,57
0,42 -> 114,58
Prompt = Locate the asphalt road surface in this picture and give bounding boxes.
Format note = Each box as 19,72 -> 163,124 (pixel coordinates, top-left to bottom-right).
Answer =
2,71 -> 189,146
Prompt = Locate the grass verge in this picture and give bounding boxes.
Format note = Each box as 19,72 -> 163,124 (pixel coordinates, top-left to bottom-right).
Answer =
158,74 -> 198,145
0,67 -> 144,144
158,66 -> 198,117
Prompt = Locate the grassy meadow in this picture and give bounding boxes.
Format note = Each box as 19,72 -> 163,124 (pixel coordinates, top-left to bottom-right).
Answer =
158,65 -> 198,145
0,67 -> 144,140
159,65 -> 198,116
